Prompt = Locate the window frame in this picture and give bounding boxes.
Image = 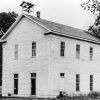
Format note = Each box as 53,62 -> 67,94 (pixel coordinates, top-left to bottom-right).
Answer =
60,73 -> 65,78
31,73 -> 36,78
90,75 -> 93,91
32,41 -> 36,57
76,44 -> 80,59
14,44 -> 18,60
60,41 -> 65,57
90,46 -> 93,61
76,74 -> 80,91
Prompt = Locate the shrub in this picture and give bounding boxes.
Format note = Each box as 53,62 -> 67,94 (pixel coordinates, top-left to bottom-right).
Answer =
88,91 -> 100,99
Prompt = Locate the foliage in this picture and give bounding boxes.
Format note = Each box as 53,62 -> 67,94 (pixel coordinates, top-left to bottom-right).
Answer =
81,0 -> 100,38
0,11 -> 18,37
56,91 -> 100,100
88,91 -> 100,99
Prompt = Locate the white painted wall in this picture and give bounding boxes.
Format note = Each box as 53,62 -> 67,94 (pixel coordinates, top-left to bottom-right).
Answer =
50,35 -> 100,96
2,17 -> 51,97
2,16 -> 100,98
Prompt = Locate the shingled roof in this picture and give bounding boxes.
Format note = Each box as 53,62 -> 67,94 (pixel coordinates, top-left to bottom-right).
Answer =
26,14 -> 100,44
1,14 -> 100,44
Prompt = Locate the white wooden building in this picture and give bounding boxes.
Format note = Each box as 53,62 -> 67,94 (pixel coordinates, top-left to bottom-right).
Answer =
1,13 -> 100,98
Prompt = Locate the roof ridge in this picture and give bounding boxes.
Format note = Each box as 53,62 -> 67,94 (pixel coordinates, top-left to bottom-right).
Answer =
26,14 -> 86,32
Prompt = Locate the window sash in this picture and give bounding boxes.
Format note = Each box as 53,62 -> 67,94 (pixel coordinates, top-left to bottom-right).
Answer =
60,42 -> 65,56
31,73 -> 36,78
76,83 -> 80,91
76,44 -> 80,59
60,73 -> 65,78
90,47 -> 93,60
32,42 -> 36,57
76,45 -> 80,51
15,44 -> 18,59
76,74 -> 80,91
90,75 -> 93,91
14,74 -> 18,79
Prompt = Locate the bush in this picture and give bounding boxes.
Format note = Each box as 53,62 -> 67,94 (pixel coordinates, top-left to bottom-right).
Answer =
88,91 -> 100,99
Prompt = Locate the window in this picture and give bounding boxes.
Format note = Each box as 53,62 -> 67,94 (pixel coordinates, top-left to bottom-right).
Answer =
60,73 -> 65,78
90,75 -> 93,91
76,74 -> 80,91
14,74 -> 18,94
60,41 -> 65,56
15,44 -> 18,59
32,42 -> 36,57
31,73 -> 36,78
90,47 -> 93,60
76,44 -> 80,59
14,74 -> 18,78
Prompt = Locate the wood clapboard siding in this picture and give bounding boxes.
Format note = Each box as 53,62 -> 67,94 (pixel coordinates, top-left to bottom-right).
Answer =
2,17 -> 51,97
2,16 -> 100,98
50,35 -> 100,96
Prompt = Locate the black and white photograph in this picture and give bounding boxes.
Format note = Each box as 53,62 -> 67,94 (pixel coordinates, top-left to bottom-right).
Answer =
0,0 -> 100,100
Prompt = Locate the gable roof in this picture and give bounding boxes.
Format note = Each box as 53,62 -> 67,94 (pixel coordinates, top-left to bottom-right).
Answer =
1,14 -> 100,44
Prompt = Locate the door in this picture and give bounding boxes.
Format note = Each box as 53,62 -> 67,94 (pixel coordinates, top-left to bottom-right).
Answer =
14,74 -> 18,94
31,73 -> 36,95
31,78 -> 36,95
14,79 -> 18,94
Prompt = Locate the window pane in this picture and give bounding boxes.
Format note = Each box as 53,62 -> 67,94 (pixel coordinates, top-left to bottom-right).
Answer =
90,86 -> 93,91
60,41 -> 65,57
90,47 -> 93,60
60,42 -> 65,57
76,74 -> 80,91
60,73 -> 65,78
14,74 -> 18,78
32,42 -> 36,57
76,44 -> 80,59
15,44 -> 18,59
90,47 -> 93,53
31,73 -> 36,78
90,75 -> 93,91
76,44 -> 80,52
76,83 -> 79,91
90,75 -> 93,82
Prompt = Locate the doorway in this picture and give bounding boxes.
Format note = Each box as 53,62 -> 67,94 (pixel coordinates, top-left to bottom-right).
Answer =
14,74 -> 18,94
31,73 -> 36,95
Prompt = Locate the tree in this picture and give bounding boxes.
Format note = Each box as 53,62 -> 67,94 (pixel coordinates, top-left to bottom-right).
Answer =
0,11 -> 18,37
0,11 -> 18,86
81,0 -> 100,38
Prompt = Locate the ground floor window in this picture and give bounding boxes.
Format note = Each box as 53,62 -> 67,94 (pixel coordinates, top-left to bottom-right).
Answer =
60,73 -> 65,78
90,75 -> 93,91
76,74 -> 80,91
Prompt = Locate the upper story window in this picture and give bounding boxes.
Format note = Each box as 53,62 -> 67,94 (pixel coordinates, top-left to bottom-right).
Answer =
60,41 -> 65,57
32,42 -> 36,57
76,44 -> 80,59
90,47 -> 93,61
76,74 -> 80,91
15,44 -> 18,60
90,75 -> 93,91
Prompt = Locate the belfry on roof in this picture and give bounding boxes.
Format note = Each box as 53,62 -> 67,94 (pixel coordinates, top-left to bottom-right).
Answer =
20,1 -> 36,13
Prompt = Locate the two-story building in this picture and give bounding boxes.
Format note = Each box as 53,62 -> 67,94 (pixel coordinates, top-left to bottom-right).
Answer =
1,12 -> 100,98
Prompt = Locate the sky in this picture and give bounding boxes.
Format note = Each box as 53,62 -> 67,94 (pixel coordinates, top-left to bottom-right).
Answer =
0,0 -> 95,30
